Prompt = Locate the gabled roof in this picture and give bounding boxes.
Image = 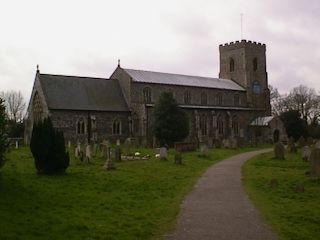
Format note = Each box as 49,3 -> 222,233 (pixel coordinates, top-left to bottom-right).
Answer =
122,68 -> 245,91
249,116 -> 274,126
39,74 -> 130,111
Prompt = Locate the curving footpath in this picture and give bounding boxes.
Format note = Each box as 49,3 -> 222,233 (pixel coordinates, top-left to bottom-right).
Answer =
164,149 -> 278,240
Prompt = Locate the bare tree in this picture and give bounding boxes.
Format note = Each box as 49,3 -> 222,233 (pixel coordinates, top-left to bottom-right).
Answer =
1,90 -> 26,123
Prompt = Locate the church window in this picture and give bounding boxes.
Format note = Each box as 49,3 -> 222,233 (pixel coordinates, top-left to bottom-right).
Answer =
253,81 -> 261,93
230,58 -> 235,72
143,87 -> 152,103
113,119 -> 121,135
32,92 -> 43,124
201,91 -> 207,105
184,90 -> 191,104
232,115 -> 239,135
217,115 -> 224,135
76,118 -> 86,134
200,114 -> 208,136
216,93 -> 223,106
234,94 -> 240,106
253,58 -> 258,71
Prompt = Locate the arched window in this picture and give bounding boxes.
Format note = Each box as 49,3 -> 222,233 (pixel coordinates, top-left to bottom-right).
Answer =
143,87 -> 152,103
230,58 -> 235,72
184,90 -> 191,104
217,115 -> 224,135
113,119 -> 121,135
76,118 -> 86,134
32,92 -> 43,124
200,114 -> 208,136
253,58 -> 258,71
253,81 -> 261,93
234,94 -> 240,106
201,92 -> 207,105
216,93 -> 223,106
232,115 -> 239,135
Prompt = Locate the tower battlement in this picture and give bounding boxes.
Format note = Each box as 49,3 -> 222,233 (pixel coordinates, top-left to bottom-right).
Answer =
219,39 -> 266,51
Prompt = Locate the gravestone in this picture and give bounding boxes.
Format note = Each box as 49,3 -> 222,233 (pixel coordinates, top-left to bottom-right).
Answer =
115,146 -> 121,162
15,141 -> 18,149
103,159 -> 116,170
116,139 -> 121,146
68,140 -> 71,148
159,147 -> 167,160
174,153 -> 182,164
230,138 -> 237,149
91,142 -> 97,157
214,139 -> 221,149
301,146 -> 311,162
224,139 -> 230,148
298,136 -> 306,148
155,148 -> 161,155
124,138 -> 131,156
316,141 -> 320,149
287,137 -> 297,153
309,148 -> 320,178
86,145 -> 91,162
274,141 -> 285,159
200,145 -> 209,157
294,183 -> 304,192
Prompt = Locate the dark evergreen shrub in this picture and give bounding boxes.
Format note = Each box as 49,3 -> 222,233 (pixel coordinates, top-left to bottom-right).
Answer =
0,98 -> 9,168
30,117 -> 69,175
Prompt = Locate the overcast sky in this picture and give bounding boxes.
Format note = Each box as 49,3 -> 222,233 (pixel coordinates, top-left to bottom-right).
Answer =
1,0 -> 319,103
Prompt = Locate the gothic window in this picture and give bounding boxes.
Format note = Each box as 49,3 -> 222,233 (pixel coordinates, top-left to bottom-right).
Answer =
201,91 -> 207,105
253,58 -> 258,71
113,119 -> 121,135
200,114 -> 208,136
230,58 -> 235,72
143,87 -> 152,103
216,93 -> 223,106
32,92 -> 43,124
232,115 -> 239,135
184,90 -> 191,104
76,118 -> 86,134
234,94 -> 240,106
217,115 -> 224,135
253,81 -> 261,93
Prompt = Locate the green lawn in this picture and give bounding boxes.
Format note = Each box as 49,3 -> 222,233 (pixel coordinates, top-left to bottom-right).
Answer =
0,145 -> 262,240
242,150 -> 320,240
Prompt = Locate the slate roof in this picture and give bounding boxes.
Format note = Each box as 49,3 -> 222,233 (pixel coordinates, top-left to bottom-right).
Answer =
249,116 -> 274,126
123,68 -> 245,91
39,74 -> 130,111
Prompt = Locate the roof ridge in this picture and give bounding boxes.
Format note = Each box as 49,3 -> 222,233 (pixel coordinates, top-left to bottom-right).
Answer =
40,73 -> 110,81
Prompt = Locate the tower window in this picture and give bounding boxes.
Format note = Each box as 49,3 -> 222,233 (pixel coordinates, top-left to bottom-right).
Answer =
253,81 -> 261,94
32,92 -> 43,124
253,58 -> 258,71
230,58 -> 235,72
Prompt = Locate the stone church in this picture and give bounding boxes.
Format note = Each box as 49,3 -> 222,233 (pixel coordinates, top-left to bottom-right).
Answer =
25,39 -> 287,146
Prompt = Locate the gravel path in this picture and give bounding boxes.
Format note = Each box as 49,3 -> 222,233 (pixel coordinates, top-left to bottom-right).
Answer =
164,149 -> 278,240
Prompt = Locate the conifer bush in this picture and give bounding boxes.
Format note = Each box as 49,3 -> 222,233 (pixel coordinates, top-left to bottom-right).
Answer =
30,117 -> 69,175
0,97 -> 9,168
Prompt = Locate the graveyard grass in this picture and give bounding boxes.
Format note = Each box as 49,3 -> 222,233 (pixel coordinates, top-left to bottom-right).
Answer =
1,145 -> 266,240
242,150 -> 320,240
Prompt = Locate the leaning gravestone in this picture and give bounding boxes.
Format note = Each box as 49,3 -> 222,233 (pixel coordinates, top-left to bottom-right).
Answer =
159,147 -> 168,160
200,145 -> 209,157
274,141 -> 285,159
301,146 -> 311,162
309,148 -> 320,178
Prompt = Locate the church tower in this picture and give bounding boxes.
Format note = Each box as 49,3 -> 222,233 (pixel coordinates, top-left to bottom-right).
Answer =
219,40 -> 271,114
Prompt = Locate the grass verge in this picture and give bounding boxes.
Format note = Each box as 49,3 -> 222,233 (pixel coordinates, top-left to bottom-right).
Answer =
242,150 -> 320,240
1,145 -> 267,240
